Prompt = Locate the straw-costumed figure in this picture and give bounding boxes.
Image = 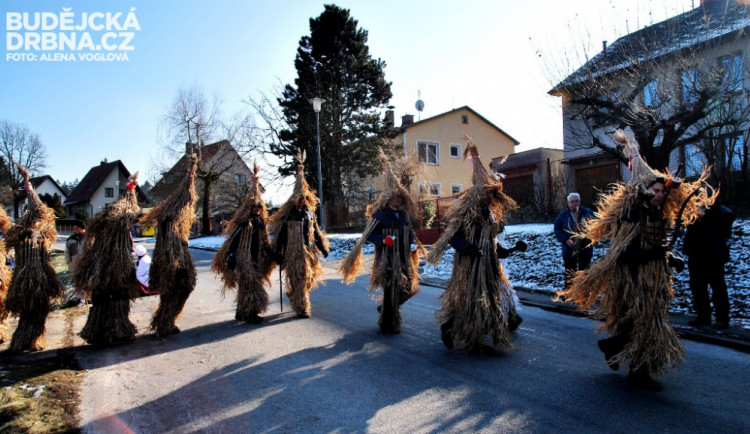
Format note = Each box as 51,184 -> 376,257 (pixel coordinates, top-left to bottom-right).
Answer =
4,163 -> 63,353
269,151 -> 329,318
427,137 -> 518,353
340,147 -> 423,333
211,162 -> 276,323
71,173 -> 141,345
142,155 -> 198,336
557,130 -> 715,379
0,206 -> 14,343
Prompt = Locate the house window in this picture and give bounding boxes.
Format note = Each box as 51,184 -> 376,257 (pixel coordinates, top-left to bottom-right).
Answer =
720,54 -> 743,93
105,187 -> 114,198
419,182 -> 441,196
643,80 -> 660,107
450,143 -> 461,158
417,140 -> 440,165
725,134 -> 746,171
451,184 -> 462,195
682,69 -> 700,103
461,115 -> 468,124
235,174 -> 247,186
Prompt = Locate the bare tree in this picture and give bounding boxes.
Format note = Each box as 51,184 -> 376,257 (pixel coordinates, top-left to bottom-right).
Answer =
155,84 -> 259,234
0,119 -> 48,217
542,1 -> 750,206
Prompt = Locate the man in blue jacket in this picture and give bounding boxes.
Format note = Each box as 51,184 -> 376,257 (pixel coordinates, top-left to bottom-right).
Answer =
554,193 -> 595,288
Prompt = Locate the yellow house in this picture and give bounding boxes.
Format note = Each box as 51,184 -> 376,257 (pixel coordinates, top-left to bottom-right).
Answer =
390,106 -> 519,197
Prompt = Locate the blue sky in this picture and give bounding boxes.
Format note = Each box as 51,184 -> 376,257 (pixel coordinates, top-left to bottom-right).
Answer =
0,0 -> 693,203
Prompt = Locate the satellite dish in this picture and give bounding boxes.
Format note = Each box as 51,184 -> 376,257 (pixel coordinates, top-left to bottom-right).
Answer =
415,99 -> 424,112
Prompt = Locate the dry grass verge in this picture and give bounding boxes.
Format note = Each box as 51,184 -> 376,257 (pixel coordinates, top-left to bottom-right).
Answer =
0,346 -> 82,434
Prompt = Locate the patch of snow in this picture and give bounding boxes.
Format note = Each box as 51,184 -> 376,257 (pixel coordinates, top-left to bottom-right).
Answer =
188,219 -> 750,329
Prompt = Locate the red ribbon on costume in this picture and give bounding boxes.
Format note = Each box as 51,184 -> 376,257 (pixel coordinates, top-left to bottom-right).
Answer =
628,153 -> 639,170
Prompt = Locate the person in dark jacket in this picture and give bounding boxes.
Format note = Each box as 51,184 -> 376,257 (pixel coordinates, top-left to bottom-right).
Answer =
65,220 -> 86,266
365,194 -> 419,334
554,193 -> 595,288
683,202 -> 736,328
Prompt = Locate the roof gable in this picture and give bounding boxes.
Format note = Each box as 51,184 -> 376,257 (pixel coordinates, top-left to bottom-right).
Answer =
65,160 -> 127,205
401,106 -> 520,145
149,140 -> 248,199
64,160 -> 148,206
30,175 -> 68,197
552,0 -> 750,92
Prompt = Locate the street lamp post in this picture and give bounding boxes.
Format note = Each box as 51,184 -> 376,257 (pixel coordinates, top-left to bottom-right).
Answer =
310,97 -> 326,231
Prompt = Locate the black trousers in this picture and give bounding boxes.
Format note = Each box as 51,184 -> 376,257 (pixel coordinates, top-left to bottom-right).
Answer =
563,255 -> 592,288
688,260 -> 729,324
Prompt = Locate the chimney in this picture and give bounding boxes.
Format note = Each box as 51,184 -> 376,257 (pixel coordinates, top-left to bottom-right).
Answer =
186,141 -> 194,155
384,110 -> 394,129
100,158 -> 108,166
602,40 -> 607,60
401,114 -> 414,127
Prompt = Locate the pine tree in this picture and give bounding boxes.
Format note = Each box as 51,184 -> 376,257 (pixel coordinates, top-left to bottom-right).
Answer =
276,4 -> 393,226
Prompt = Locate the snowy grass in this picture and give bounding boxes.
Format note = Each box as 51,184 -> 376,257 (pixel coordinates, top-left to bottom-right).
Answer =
190,219 -> 750,328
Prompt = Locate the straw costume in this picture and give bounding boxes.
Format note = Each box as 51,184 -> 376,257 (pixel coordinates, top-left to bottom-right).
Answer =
4,164 -> 63,353
71,174 -> 141,345
0,207 -> 14,343
427,139 -> 519,354
340,149 -> 423,334
212,162 -> 276,324
142,155 -> 198,336
270,152 -> 329,318
556,130 -> 714,390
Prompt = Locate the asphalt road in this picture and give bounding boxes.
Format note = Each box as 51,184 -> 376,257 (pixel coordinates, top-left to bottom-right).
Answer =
74,247 -> 750,433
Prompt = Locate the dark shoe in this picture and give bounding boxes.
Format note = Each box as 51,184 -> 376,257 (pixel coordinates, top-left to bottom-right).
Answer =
467,345 -> 494,356
246,314 -> 264,324
508,312 -> 523,332
597,339 -> 620,371
712,321 -> 729,330
687,318 -> 711,327
440,319 -> 454,349
627,368 -> 662,391
297,312 -> 311,319
380,328 -> 401,335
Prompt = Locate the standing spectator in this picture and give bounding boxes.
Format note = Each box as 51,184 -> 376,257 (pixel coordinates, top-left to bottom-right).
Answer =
683,201 -> 736,328
554,193 -> 595,288
134,244 -> 153,295
63,219 -> 87,306
65,220 -> 86,266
